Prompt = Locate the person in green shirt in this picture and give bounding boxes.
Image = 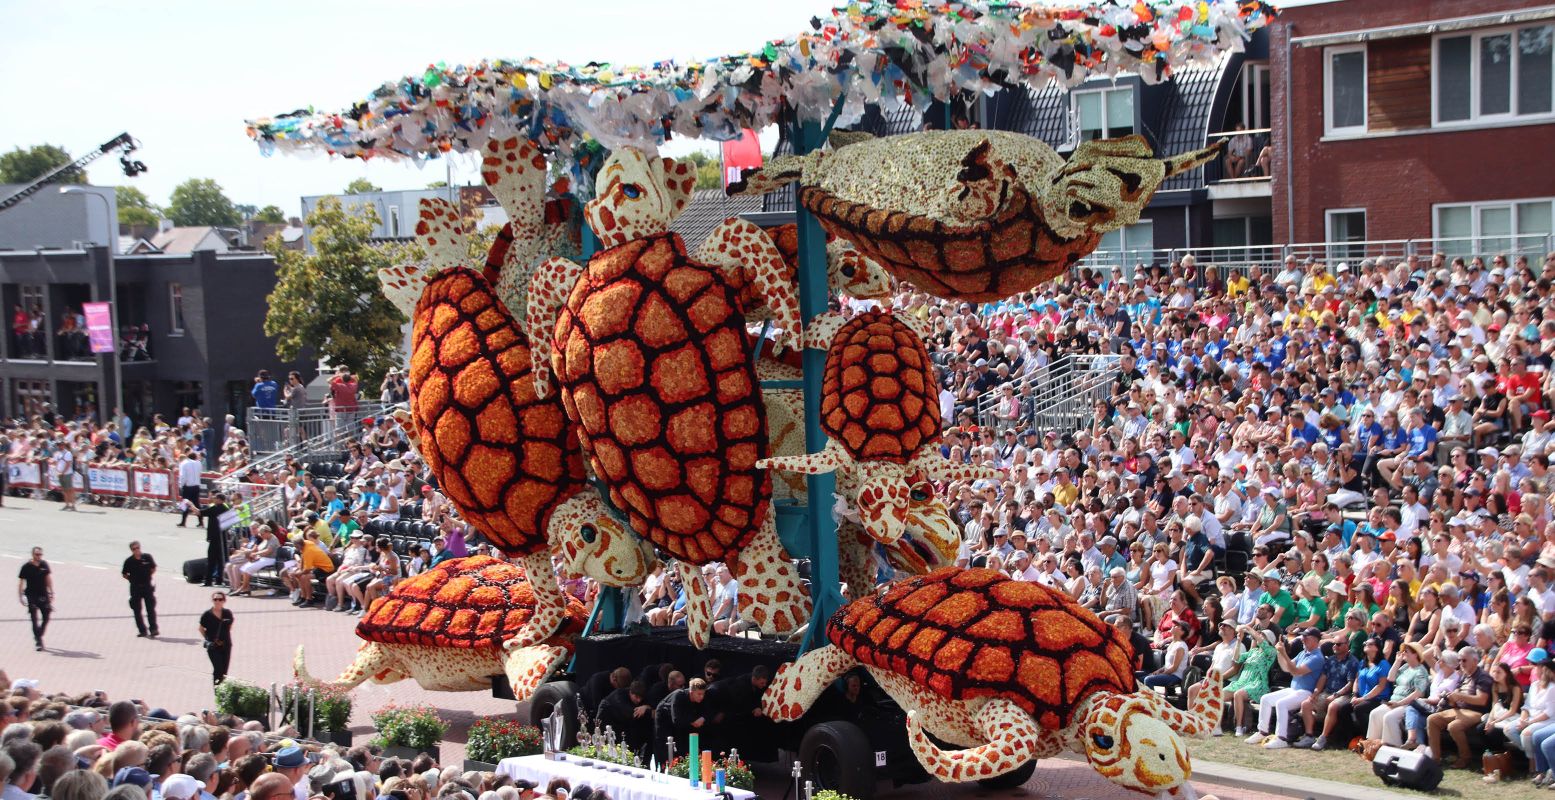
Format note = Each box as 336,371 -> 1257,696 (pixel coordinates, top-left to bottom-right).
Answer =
1291,576 -> 1329,631
1260,570 -> 1298,628
336,509 -> 366,544
1339,582 -> 1381,627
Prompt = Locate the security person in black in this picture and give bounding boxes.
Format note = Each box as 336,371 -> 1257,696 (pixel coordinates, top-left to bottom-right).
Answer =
198,492 -> 230,587
597,679 -> 654,760
708,666 -> 774,760
654,677 -> 719,763
122,540 -> 159,638
17,546 -> 52,651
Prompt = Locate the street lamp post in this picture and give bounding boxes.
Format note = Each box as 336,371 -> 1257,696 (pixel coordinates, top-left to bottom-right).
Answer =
59,186 -> 122,429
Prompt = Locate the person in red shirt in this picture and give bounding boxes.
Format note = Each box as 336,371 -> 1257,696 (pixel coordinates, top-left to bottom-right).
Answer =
327,366 -> 359,418
1499,355 -> 1543,431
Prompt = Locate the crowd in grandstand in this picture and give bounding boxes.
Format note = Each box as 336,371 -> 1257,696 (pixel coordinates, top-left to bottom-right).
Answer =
0,672 -> 548,800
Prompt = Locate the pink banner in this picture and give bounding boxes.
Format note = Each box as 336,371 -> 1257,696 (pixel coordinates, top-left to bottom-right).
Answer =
83,301 -> 114,354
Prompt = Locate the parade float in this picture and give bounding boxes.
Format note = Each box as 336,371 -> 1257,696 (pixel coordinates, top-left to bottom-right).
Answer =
254,0 -> 1274,795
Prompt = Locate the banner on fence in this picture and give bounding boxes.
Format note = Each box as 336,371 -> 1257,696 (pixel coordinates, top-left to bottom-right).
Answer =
7,461 -> 42,488
132,469 -> 173,500
88,466 -> 131,495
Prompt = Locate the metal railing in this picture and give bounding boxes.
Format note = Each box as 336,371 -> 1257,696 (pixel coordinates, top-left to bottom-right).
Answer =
245,402 -> 396,456
975,354 -> 1121,432
1203,128 -> 1273,185
1073,234 -> 1554,281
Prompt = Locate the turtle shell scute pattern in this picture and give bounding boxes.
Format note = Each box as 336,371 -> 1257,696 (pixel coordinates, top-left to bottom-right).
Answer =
356,555 -> 588,649
821,311 -> 939,463
552,232 -> 770,564
828,566 -> 1136,730
410,268 -> 585,557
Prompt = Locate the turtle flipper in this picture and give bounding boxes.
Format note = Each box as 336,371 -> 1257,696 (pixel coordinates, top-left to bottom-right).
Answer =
911,452 -> 999,484
481,137 -> 548,249
762,644 -> 859,721
501,642 -> 569,703
415,198 -> 468,271
526,255 -> 585,397
695,217 -> 802,352
1164,668 -> 1225,737
390,407 -> 420,450
906,698 -> 1041,782
735,520 -> 811,636
678,560 -> 713,649
379,264 -> 431,317
509,550 -> 568,649
759,441 -> 848,475
800,311 -> 847,351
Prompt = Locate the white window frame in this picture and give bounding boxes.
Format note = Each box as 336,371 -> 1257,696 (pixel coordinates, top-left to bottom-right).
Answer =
1432,23 -> 1555,128
1325,208 -> 1368,252
169,283 -> 185,336
1432,196 -> 1555,254
389,205 -> 401,238
1070,85 -> 1136,144
1233,63 -> 1271,129
1323,45 -> 1368,136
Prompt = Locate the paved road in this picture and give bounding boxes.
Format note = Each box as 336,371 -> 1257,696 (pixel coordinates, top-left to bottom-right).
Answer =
0,495 -> 1283,799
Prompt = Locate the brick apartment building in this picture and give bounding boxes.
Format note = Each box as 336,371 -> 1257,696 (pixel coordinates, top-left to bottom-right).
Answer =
1269,0 -> 1555,256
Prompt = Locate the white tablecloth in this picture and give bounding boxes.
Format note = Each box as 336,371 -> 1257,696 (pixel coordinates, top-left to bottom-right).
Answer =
495,754 -> 756,800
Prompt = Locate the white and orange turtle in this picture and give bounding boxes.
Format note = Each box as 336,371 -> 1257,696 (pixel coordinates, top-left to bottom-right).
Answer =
375,200 -> 654,653
760,309 -> 996,551
764,567 -> 1225,797
526,147 -> 810,646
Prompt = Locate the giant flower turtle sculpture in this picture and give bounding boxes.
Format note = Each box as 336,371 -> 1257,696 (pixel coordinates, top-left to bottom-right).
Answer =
295,555 -> 588,698
730,131 -> 1222,302
378,194 -> 653,653
764,567 -> 1224,798
528,147 -> 810,647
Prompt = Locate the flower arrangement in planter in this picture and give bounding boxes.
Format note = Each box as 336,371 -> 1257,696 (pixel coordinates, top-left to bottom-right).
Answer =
279,681 -> 353,746
214,680 -> 270,723
666,754 -> 755,790
464,719 -> 543,768
371,703 -> 447,762
812,792 -> 860,800
566,745 -> 638,767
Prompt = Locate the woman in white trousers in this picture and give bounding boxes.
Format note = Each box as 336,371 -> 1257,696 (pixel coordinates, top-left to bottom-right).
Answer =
1367,642 -> 1431,745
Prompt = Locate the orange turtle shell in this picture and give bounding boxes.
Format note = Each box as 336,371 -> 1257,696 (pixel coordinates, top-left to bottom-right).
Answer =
356,555 -> 588,649
821,311 -> 940,464
551,232 -> 770,564
409,268 -> 586,557
829,566 -> 1137,730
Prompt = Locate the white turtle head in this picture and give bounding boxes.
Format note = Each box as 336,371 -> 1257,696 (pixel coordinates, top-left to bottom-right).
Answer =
585,148 -> 695,248
551,491 -> 655,586
1042,136 -> 1223,240
1080,693 -> 1193,797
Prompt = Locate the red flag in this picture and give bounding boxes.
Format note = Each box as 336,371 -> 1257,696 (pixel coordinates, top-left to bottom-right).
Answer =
720,128 -> 762,189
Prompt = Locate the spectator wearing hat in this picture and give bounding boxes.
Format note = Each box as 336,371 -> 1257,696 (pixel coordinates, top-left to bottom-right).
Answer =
1425,645 -> 1492,767
112,767 -> 153,800
271,747 -> 313,800
1227,627 -> 1280,737
1366,641 -> 1432,747
1246,627 -> 1326,748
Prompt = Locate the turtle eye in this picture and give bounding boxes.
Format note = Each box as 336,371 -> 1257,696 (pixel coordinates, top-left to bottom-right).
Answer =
580,524 -> 598,544
909,484 -> 930,502
841,264 -> 857,278
1091,733 -> 1115,750
621,183 -> 643,199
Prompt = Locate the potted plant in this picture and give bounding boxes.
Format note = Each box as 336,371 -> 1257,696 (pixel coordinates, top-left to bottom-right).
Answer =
371,703 -> 447,763
463,719 -> 542,771
214,680 -> 270,726
280,681 -> 354,746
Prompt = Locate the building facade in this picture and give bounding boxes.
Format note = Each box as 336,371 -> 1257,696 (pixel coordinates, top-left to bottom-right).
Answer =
0,247 -> 313,426
1269,0 -> 1555,255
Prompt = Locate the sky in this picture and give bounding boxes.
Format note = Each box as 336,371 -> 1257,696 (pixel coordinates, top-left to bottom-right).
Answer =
0,0 -> 824,217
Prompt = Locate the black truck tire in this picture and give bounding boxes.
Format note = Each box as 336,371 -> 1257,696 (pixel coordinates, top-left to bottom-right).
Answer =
799,720 -> 876,800
528,681 -> 580,749
976,758 -> 1037,789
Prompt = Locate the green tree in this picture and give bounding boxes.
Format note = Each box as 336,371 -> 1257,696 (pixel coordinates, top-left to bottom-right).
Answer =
344,178 -> 382,195
167,179 -> 241,227
235,203 -> 258,220
682,151 -> 722,191
0,144 -> 83,185
254,205 -> 286,223
116,186 -> 161,227
425,180 -> 448,189
264,197 -> 408,384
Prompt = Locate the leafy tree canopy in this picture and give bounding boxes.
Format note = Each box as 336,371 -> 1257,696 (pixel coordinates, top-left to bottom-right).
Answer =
0,144 -> 83,185
254,205 -> 287,224
116,186 -> 160,227
167,178 -> 241,227
344,178 -> 382,195
264,197 -> 408,385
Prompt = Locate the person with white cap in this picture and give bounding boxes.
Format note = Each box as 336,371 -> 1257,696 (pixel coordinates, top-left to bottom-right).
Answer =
160,774 -> 202,800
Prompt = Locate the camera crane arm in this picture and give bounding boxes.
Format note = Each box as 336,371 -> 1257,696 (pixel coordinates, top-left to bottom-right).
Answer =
0,133 -> 142,215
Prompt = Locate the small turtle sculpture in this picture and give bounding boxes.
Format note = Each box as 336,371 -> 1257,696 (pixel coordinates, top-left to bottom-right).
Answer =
762,310 -> 996,549
730,131 -> 1222,302
294,556 -> 588,698
528,147 -> 810,647
379,200 -> 653,652
764,567 -> 1223,797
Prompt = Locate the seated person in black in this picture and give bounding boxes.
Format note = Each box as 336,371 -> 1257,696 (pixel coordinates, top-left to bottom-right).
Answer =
708,666 -> 774,760
654,677 -> 718,763
597,679 -> 654,760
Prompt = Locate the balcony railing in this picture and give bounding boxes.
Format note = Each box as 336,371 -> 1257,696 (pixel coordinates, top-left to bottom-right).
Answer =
1203,128 -> 1272,186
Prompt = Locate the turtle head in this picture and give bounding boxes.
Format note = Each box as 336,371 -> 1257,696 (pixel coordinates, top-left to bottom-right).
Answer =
551,491 -> 656,587
882,472 -> 960,574
726,153 -> 815,197
1080,693 -> 1193,798
827,238 -> 893,300
1043,136 -> 1222,239
585,148 -> 695,248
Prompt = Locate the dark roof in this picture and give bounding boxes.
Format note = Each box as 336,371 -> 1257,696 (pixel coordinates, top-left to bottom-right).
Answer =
1155,66 -> 1222,191
670,189 -> 765,248
1004,84 -> 1071,148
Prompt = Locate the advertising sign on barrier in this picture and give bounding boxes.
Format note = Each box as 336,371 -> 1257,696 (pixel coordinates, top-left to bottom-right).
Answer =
83,301 -> 115,354
132,469 -> 173,500
88,467 -> 132,496
7,461 -> 42,488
